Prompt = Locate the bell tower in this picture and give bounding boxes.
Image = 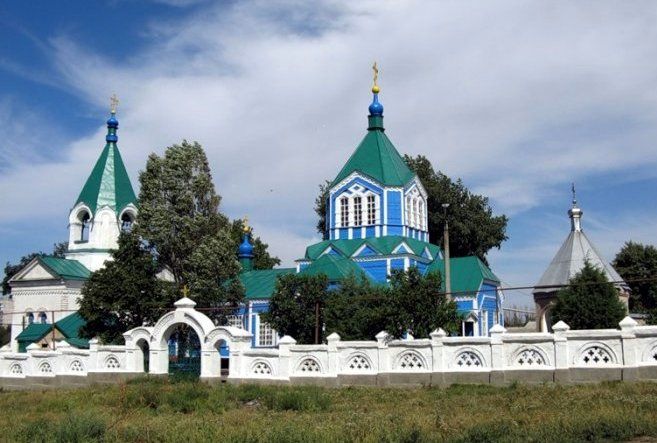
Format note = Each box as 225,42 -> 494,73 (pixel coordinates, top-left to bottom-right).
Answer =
66,96 -> 138,271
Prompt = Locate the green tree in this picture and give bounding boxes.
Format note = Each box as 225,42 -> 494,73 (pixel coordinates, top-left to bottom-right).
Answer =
229,219 -> 280,270
2,242 -> 68,294
613,241 -> 657,315
135,140 -> 244,309
263,273 -> 329,344
404,155 -> 508,263
385,267 -> 461,338
313,156 -> 508,261
324,274 -> 388,340
78,232 -> 168,343
551,261 -> 627,330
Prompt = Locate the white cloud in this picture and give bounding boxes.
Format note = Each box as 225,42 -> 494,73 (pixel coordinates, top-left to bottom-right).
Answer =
2,0 -> 657,287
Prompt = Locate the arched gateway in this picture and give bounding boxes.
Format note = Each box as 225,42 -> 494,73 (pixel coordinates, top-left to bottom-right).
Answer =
123,297 -> 252,378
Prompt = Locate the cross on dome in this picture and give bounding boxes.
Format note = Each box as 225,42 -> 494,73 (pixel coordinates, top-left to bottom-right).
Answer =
110,94 -> 119,114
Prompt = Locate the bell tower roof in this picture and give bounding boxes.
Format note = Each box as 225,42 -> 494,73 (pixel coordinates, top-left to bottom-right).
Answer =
331,65 -> 415,188
74,99 -> 137,214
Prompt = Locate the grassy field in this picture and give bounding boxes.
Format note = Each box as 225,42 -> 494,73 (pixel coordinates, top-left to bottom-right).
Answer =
2,378 -> 657,442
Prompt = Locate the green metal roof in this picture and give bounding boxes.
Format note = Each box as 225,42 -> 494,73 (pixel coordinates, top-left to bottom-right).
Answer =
332,128 -> 416,187
15,312 -> 88,352
427,256 -> 500,296
16,323 -> 52,352
75,143 -> 137,214
55,312 -> 86,339
39,256 -> 90,281
304,236 -> 441,261
300,254 -> 369,282
239,268 -> 296,300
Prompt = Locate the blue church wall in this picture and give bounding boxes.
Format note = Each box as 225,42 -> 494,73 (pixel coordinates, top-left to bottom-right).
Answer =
356,245 -> 379,257
329,177 -> 384,240
366,226 -> 375,237
478,283 -> 502,335
390,258 -> 404,273
352,228 -> 362,239
358,260 -> 388,282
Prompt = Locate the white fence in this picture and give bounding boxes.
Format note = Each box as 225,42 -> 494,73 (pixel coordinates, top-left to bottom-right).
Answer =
2,298 -> 657,387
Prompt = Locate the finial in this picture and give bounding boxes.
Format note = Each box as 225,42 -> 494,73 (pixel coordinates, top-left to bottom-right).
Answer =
181,284 -> 190,297
372,62 -> 380,93
571,182 -> 577,206
110,94 -> 119,114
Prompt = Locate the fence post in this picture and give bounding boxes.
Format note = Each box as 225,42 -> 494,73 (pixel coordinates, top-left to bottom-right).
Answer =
326,332 -> 340,377
619,316 -> 639,381
430,328 -> 446,386
277,335 -> 296,381
489,324 -> 506,385
552,321 -> 570,383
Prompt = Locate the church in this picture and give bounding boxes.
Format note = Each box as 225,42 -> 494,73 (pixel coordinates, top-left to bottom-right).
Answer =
7,76 -> 505,353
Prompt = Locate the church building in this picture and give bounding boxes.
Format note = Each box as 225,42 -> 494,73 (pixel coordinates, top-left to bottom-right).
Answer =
237,76 -> 505,342
8,101 -> 137,351
533,189 -> 629,332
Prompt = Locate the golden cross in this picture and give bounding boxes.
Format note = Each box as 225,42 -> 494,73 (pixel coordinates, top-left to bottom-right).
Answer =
372,62 -> 379,87
181,284 -> 190,297
243,215 -> 250,233
110,94 -> 119,113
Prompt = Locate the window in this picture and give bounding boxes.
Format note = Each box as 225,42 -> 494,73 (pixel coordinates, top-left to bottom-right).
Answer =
481,310 -> 488,337
79,211 -> 91,242
353,196 -> 362,226
418,200 -> 424,230
406,196 -> 412,225
26,312 -> 34,325
226,315 -> 244,329
39,312 -> 47,324
413,199 -> 419,228
258,320 -> 274,346
121,212 -> 134,232
367,195 -> 376,225
340,197 -> 349,227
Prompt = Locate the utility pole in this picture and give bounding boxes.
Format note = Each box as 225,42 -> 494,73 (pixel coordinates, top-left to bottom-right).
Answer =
442,203 -> 451,302
314,301 -> 320,345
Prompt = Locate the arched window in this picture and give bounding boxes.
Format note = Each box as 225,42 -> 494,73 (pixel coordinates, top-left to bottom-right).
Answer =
367,195 -> 376,225
79,211 -> 91,242
418,200 -> 424,230
406,196 -> 412,225
413,199 -> 419,228
39,312 -> 47,324
340,197 -> 349,227
353,196 -> 362,226
121,212 -> 134,232
26,312 -> 34,325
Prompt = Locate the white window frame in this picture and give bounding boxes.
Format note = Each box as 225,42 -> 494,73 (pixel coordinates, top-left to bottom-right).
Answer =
258,318 -> 274,347
353,196 -> 362,226
340,197 -> 349,227
226,314 -> 244,329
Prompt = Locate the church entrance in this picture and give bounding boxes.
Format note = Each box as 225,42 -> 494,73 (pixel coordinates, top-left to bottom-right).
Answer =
167,324 -> 201,379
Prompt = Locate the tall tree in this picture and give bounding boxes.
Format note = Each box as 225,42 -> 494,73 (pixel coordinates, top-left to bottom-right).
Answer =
384,267 -> 460,338
2,242 -> 68,294
324,274 -> 388,340
135,140 -> 244,309
404,155 -> 508,262
78,232 -> 168,344
551,261 -> 627,330
263,273 -> 329,344
229,219 -> 280,270
313,156 -> 508,261
613,241 -> 657,315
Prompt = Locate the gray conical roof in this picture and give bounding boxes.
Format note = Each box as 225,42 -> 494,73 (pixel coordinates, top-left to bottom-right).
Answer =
534,201 -> 627,294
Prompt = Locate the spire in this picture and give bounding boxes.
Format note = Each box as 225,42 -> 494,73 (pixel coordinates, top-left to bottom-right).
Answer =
368,62 -> 384,131
74,96 -> 137,214
568,183 -> 583,232
238,216 -> 255,272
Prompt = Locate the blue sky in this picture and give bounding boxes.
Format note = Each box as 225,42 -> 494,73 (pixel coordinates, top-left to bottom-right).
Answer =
1,1 -> 657,308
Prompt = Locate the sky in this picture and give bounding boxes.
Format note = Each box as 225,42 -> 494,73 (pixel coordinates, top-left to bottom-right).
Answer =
1,0 -> 657,308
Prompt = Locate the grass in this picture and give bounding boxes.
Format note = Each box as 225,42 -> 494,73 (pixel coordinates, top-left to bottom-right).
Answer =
2,379 -> 657,442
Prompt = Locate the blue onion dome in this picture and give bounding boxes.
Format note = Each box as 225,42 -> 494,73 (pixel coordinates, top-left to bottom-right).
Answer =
368,91 -> 384,116
106,113 -> 119,129
238,232 -> 254,257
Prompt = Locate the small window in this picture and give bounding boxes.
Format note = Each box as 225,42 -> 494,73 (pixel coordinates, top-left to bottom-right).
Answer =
258,320 -> 274,346
367,195 -> 376,225
121,212 -> 134,232
340,197 -> 349,227
413,199 -> 419,228
353,196 -> 362,226
226,315 -> 244,329
26,312 -> 34,325
79,211 -> 91,242
406,196 -> 412,225
418,200 -> 424,230
39,312 -> 47,324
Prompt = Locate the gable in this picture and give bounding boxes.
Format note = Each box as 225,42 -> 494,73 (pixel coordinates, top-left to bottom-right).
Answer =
353,244 -> 380,257
392,242 -> 411,254
10,259 -> 58,282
